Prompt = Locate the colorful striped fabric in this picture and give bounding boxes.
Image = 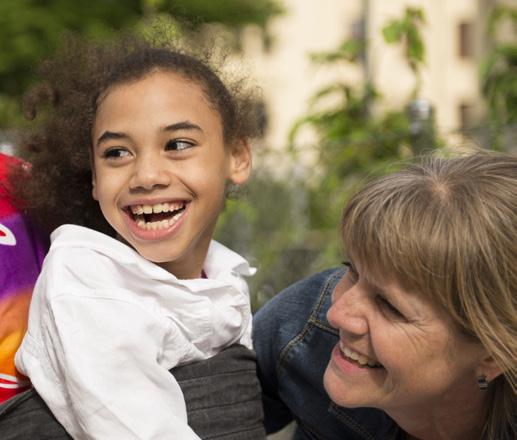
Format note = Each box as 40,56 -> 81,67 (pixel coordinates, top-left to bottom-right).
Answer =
0,153 -> 48,403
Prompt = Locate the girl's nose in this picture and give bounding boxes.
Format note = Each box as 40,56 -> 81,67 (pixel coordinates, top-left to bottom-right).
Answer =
129,155 -> 171,191
327,282 -> 369,337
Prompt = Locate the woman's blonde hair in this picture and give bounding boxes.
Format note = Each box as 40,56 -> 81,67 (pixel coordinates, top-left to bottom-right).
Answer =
340,151 -> 516,439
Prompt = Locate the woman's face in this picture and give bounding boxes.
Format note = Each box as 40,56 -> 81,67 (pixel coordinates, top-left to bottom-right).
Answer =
323,262 -> 485,415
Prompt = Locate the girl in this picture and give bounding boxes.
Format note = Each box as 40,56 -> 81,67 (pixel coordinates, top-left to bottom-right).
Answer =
13,36 -> 260,439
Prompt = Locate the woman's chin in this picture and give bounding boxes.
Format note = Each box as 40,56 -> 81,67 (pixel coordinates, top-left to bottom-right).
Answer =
323,362 -> 365,409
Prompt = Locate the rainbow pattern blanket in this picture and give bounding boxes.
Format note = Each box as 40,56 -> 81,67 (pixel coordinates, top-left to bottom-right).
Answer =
0,153 -> 48,402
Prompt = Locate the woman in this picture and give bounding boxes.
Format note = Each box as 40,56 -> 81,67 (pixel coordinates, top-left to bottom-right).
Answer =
254,151 -> 516,439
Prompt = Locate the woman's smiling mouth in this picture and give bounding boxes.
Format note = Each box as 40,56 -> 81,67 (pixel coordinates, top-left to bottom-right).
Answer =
339,342 -> 383,368
126,201 -> 188,231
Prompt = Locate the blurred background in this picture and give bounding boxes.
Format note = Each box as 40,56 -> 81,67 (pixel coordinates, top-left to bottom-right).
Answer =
0,0 -> 516,312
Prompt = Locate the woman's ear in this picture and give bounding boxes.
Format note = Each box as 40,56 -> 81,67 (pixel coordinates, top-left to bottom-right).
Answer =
476,352 -> 504,383
229,139 -> 252,185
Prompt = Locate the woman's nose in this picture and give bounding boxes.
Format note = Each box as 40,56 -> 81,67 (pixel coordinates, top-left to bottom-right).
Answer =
327,283 -> 369,337
129,155 -> 171,191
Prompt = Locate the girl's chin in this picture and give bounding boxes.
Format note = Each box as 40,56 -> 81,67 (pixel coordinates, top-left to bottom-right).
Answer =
131,245 -> 181,264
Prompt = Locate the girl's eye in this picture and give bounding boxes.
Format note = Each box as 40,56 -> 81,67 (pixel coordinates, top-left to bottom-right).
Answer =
375,295 -> 405,320
103,148 -> 130,159
165,139 -> 194,151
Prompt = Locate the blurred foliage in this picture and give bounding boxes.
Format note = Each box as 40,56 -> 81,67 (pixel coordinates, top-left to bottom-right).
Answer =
217,170 -> 315,310
0,0 -> 283,128
220,4 -> 516,308
309,38 -> 364,64
0,0 -> 141,127
218,7 -> 439,308
480,4 -> 517,150
382,7 -> 426,97
146,0 -> 283,31
2,3 -> 513,308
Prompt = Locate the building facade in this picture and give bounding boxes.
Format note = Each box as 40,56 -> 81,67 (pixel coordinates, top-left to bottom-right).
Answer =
242,0 -> 512,158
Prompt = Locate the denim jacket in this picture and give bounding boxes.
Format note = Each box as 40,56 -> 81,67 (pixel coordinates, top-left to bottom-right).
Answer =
253,267 -> 402,440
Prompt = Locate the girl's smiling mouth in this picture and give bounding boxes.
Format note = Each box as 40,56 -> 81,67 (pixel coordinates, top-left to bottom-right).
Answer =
125,201 -> 189,231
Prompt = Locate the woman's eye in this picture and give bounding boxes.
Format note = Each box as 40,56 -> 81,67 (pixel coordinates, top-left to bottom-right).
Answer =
376,295 -> 405,320
165,139 -> 194,151
103,148 -> 130,159
343,261 -> 359,283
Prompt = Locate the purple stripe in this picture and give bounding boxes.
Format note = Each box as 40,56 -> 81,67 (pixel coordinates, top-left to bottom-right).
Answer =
0,213 -> 49,299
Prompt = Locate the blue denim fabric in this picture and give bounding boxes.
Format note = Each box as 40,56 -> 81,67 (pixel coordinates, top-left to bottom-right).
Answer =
253,268 -> 402,440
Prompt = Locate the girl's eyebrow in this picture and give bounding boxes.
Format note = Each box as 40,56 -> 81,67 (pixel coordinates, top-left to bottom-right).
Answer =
95,121 -> 203,148
96,131 -> 128,147
163,121 -> 203,133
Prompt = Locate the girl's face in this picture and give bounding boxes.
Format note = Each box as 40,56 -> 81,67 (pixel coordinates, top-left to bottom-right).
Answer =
323,262 -> 486,417
91,71 -> 250,278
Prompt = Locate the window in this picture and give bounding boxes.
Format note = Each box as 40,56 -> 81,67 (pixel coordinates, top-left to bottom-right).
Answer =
458,102 -> 475,130
458,22 -> 474,59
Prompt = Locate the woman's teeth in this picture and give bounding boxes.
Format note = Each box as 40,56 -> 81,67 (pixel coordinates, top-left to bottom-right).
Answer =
339,342 -> 382,368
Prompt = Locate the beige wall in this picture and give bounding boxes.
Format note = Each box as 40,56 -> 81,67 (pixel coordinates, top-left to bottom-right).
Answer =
369,0 -> 484,139
243,0 -> 492,158
242,0 -> 363,155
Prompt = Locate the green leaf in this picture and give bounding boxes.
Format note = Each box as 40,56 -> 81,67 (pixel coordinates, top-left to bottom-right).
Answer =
382,22 -> 404,43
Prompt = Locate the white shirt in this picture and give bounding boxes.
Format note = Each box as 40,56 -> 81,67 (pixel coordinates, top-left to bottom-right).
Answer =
15,225 -> 255,440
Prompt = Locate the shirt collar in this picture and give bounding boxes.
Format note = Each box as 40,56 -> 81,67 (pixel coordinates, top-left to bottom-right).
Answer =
203,240 -> 256,279
51,225 -> 255,290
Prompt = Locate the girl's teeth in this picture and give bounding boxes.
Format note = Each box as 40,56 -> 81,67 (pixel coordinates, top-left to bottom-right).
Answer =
131,202 -> 184,215
134,210 -> 185,231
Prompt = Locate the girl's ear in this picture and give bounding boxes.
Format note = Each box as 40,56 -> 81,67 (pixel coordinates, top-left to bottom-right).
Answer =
90,149 -> 98,200
91,175 -> 98,201
229,139 -> 252,185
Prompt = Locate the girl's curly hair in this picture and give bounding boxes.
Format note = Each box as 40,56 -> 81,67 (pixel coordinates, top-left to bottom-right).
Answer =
12,34 -> 259,236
